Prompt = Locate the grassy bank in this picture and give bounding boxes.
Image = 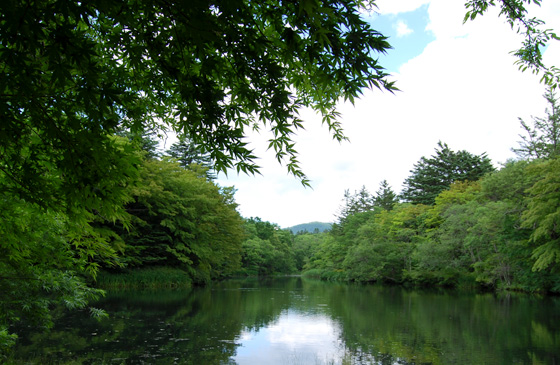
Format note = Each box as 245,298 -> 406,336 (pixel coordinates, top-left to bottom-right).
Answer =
302,268 -> 346,281
95,267 -> 192,289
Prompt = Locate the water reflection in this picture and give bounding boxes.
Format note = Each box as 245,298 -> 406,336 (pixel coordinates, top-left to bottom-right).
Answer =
235,309 -> 344,364
9,277 -> 560,364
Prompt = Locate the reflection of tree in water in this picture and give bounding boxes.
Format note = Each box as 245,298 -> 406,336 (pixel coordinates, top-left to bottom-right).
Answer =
11,278 -> 297,363
321,285 -> 560,365
10,278 -> 560,364
13,289 -> 240,363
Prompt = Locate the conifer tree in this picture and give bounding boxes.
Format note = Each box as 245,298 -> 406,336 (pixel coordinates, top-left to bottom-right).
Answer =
167,137 -> 216,180
374,180 -> 399,211
401,142 -> 495,205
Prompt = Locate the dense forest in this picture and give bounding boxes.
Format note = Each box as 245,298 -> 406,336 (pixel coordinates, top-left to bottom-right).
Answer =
92,87 -> 560,297
303,88 -> 560,291
233,87 -> 560,293
1,0 -> 559,357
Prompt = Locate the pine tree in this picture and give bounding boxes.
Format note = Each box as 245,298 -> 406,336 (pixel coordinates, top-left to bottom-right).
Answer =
336,186 -> 375,224
167,137 -> 216,180
374,180 -> 399,211
401,142 -> 495,205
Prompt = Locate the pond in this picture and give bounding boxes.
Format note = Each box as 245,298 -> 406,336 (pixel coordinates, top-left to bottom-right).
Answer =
10,277 -> 560,364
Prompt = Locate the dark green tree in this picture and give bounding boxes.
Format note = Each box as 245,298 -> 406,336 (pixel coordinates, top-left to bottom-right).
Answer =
117,158 -> 245,283
117,129 -> 162,160
513,86 -> 560,160
167,137 -> 216,180
374,180 -> 399,211
401,142 -> 495,205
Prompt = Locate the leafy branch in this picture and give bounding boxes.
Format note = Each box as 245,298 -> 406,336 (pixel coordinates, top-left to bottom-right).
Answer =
464,0 -> 560,87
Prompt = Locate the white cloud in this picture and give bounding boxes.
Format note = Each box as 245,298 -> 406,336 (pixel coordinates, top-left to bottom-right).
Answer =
217,1 -> 557,228
395,20 -> 414,37
234,310 -> 344,365
424,0 -> 470,38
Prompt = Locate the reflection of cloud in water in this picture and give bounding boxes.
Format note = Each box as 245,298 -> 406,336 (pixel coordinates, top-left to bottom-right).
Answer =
234,310 -> 345,364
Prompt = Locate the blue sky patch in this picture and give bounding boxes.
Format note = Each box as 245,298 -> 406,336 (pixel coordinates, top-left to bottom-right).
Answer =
364,5 -> 435,73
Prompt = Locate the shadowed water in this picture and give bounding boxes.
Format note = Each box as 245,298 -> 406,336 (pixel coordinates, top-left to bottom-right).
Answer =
10,277 -> 560,364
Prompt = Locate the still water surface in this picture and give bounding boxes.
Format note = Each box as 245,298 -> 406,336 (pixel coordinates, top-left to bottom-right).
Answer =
11,277 -> 560,364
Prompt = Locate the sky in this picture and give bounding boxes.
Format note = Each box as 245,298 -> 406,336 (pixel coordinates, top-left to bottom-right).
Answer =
214,0 -> 560,229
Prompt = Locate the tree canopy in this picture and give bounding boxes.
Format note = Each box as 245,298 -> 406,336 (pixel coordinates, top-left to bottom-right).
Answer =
0,0 -> 395,210
304,158 -> 560,291
401,142 -> 495,205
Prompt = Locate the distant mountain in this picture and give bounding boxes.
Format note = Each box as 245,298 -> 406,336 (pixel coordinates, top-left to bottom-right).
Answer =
286,221 -> 332,234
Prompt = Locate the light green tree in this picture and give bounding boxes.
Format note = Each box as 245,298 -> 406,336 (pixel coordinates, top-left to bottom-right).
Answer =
523,158 -> 560,271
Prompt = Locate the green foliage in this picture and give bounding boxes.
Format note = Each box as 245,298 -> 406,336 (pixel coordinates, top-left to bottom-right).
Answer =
118,130 -> 163,160
116,158 -> 245,283
306,158 -> 560,292
292,233 -> 329,271
335,186 -> 378,227
374,180 -> 399,211
343,240 -> 407,283
0,196 -> 107,356
0,0 -> 395,194
303,233 -> 344,277
0,135 -> 140,355
401,141 -> 495,205
166,136 -> 216,180
523,157 -> 560,271
464,0 -> 560,87
0,1 -> 396,348
2,0 -> 559,355
239,218 -> 296,276
481,159 -> 536,204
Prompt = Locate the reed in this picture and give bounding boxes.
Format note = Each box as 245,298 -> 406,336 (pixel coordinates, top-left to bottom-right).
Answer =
95,267 -> 192,289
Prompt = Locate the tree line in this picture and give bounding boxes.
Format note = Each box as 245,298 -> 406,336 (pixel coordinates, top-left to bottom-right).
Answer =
303,87 -> 560,292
